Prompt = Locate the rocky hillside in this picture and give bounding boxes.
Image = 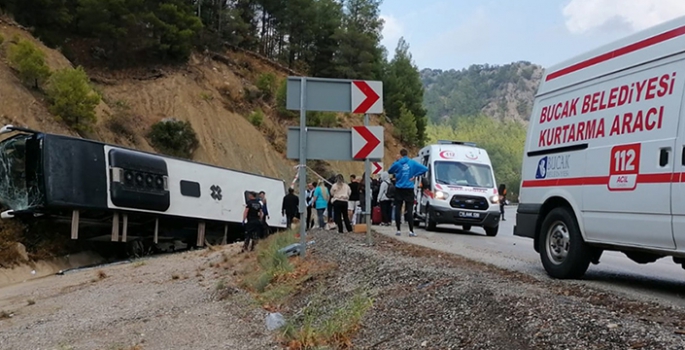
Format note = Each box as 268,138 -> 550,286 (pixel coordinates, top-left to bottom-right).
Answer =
421,61 -> 544,123
0,17 -> 407,185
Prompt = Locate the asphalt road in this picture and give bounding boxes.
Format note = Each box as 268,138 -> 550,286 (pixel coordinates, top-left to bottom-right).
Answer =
373,205 -> 685,307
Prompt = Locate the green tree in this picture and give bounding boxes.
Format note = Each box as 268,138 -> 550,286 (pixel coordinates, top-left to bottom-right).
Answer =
148,118 -> 199,158
394,105 -> 418,146
333,0 -> 385,80
384,37 -> 427,145
7,39 -> 51,89
45,66 -> 101,132
309,0 -> 343,77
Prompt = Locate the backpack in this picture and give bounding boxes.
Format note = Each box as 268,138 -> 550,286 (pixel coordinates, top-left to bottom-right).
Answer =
385,180 -> 396,199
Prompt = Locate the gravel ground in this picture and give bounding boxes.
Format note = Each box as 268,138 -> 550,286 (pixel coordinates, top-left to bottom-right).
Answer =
0,244 -> 278,350
3,228 -> 685,350
300,229 -> 685,350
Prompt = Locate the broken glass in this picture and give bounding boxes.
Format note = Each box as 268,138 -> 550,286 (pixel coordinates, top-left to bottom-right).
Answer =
0,134 -> 42,212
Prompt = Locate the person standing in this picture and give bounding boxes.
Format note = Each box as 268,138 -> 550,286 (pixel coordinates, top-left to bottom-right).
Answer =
348,174 -> 360,223
258,191 -> 270,237
281,188 -> 299,230
388,149 -> 428,237
498,184 -> 507,221
242,191 -> 263,252
305,182 -> 316,230
325,175 -> 336,227
376,171 -> 393,226
312,181 -> 330,229
330,174 -> 353,233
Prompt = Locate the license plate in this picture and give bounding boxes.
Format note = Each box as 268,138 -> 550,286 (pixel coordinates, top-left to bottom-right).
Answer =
458,211 -> 481,219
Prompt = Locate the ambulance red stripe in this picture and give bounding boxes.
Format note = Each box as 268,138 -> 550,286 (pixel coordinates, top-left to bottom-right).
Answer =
521,172 -> 684,188
546,25 -> 685,82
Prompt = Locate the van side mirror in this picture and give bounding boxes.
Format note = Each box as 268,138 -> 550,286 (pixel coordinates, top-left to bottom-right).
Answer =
421,177 -> 430,189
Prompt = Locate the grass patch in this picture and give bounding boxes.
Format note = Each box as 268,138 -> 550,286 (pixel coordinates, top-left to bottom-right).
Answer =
282,290 -> 374,349
242,230 -> 299,293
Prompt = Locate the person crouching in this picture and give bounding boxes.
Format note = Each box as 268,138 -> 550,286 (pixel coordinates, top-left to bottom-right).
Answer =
242,191 -> 263,252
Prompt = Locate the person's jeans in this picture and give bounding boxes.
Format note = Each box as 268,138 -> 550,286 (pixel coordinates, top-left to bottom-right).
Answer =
306,206 -> 313,229
394,188 -> 415,232
333,200 -> 353,233
286,214 -> 295,230
316,208 -> 326,228
380,200 -> 392,224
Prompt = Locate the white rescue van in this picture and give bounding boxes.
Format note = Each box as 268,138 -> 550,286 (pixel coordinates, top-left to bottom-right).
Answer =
413,141 -> 501,236
515,15 -> 685,279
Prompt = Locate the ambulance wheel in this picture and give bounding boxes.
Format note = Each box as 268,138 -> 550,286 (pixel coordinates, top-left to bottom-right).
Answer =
484,225 -> 498,237
425,207 -> 436,231
538,207 -> 591,279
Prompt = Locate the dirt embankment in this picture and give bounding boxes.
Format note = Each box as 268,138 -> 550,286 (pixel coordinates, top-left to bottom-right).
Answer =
0,16 -> 412,274
3,229 -> 685,350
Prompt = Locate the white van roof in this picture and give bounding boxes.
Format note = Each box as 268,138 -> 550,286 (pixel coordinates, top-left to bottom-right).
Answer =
420,143 -> 492,165
538,15 -> 685,97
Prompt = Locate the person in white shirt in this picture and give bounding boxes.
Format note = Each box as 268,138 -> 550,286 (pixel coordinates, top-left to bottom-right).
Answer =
305,182 -> 316,230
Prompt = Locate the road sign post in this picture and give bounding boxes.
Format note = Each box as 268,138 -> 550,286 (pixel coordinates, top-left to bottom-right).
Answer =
363,114 -> 372,245
286,76 -> 384,253
298,77 -> 307,257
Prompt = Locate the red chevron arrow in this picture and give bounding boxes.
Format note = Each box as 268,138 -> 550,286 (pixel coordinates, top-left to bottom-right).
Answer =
352,81 -> 380,113
353,126 -> 381,159
372,162 -> 382,174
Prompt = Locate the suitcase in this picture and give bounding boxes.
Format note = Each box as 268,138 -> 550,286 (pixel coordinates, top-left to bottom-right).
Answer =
372,206 -> 382,225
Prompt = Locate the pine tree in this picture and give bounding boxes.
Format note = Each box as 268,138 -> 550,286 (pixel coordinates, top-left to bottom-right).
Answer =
394,104 -> 419,146
384,37 -> 428,145
333,0 -> 385,80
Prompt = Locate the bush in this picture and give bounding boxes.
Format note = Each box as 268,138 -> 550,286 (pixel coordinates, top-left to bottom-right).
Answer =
256,72 -> 277,100
45,66 -> 100,132
276,79 -> 297,119
148,118 -> 199,159
249,109 -> 264,127
7,39 -> 51,89
306,111 -> 338,127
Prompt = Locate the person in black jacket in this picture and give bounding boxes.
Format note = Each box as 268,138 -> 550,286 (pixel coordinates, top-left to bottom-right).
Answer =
498,184 -> 507,221
282,188 -> 299,230
242,191 -> 263,252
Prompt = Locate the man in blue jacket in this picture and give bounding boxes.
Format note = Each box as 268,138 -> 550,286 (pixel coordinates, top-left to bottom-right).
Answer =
388,149 -> 428,237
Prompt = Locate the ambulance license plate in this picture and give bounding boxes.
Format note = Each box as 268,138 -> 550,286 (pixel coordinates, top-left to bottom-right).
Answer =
457,211 -> 481,219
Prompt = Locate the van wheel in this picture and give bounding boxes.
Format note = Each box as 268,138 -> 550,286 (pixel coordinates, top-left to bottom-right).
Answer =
484,225 -> 498,237
425,207 -> 436,231
462,225 -> 472,231
538,207 -> 591,279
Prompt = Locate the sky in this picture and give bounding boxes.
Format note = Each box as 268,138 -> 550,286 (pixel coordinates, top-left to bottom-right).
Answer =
379,0 -> 685,70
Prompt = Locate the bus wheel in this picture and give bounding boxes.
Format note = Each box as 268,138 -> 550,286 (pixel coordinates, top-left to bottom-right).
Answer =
538,207 -> 591,279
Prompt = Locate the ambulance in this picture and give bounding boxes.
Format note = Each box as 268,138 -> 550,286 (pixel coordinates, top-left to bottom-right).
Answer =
514,15 -> 685,279
413,141 -> 501,236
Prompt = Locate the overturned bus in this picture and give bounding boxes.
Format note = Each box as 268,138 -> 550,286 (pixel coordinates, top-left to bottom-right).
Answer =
0,125 -> 287,256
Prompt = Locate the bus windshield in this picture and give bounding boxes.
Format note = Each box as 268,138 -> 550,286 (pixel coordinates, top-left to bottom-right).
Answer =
433,161 -> 494,189
0,134 -> 38,210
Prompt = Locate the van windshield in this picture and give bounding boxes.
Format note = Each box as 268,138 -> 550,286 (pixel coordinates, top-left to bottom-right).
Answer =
433,161 -> 494,188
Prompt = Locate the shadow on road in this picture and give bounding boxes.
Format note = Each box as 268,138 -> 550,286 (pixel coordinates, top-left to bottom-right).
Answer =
582,268 -> 685,300
432,226 -> 486,237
